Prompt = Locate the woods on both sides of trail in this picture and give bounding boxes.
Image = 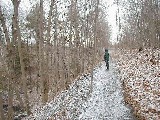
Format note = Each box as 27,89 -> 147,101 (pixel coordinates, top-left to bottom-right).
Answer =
0,0 -> 160,120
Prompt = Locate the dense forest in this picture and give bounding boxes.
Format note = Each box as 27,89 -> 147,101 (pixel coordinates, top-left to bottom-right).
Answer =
0,0 -> 109,119
0,0 -> 159,120
113,0 -> 160,49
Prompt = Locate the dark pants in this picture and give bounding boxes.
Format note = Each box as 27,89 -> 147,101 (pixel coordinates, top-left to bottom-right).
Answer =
105,61 -> 109,70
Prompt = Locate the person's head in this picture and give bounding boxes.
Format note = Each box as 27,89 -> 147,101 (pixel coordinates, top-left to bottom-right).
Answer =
105,49 -> 108,52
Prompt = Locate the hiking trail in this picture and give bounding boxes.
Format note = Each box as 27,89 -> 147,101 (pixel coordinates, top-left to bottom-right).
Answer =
24,62 -> 135,120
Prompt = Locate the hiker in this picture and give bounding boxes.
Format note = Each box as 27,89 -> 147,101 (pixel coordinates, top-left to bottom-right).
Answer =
104,49 -> 109,70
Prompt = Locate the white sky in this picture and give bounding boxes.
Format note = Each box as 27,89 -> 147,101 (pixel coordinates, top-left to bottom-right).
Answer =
1,0 -> 120,43
102,0 -> 120,43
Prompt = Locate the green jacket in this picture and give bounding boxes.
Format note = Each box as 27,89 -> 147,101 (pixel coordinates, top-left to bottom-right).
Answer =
104,50 -> 109,61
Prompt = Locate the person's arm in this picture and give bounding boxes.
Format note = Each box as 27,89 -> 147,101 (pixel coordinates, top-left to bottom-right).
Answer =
107,53 -> 109,61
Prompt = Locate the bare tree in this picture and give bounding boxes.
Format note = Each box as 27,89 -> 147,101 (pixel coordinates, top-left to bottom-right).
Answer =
116,0 -> 160,49
0,4 -> 14,120
11,0 -> 30,114
0,0 -> 111,118
90,0 -> 99,94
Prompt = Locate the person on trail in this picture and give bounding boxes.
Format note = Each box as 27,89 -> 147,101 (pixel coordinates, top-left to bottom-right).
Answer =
104,49 -> 109,70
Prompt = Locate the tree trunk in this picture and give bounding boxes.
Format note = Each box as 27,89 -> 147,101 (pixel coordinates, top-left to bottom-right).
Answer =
44,0 -> 55,101
8,78 -> 13,120
53,1 -> 58,95
39,0 -> 48,103
90,0 -> 99,94
11,0 -> 30,114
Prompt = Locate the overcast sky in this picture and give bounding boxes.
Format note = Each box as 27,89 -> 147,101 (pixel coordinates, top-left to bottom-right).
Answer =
1,0 -> 120,43
102,0 -> 119,43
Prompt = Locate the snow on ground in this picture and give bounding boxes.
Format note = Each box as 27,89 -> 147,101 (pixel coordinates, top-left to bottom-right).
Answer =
79,62 -> 134,120
23,62 -> 135,120
114,48 -> 160,120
